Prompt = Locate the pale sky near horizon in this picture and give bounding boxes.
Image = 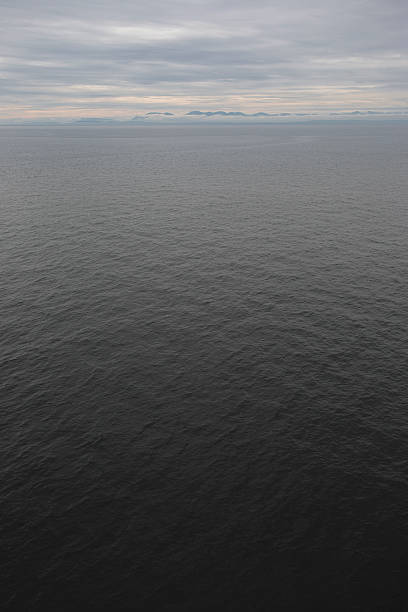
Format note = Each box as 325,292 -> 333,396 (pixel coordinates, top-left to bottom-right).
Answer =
1,0 -> 407,120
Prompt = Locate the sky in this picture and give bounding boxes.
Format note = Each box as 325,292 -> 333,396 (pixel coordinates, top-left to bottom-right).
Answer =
1,0 -> 408,120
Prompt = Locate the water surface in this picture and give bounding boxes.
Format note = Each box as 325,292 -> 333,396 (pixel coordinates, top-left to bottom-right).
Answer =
1,123 -> 408,610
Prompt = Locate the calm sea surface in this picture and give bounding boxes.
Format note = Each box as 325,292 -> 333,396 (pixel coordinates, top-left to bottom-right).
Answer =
1,123 -> 408,610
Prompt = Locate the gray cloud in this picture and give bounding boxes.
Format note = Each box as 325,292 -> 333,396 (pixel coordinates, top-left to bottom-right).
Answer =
1,0 -> 407,119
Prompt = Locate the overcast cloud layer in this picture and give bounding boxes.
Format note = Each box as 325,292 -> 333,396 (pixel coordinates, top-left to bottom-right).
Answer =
1,0 -> 408,120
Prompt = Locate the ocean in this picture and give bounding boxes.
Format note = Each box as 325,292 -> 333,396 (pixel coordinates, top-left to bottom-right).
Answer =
1,122 -> 408,610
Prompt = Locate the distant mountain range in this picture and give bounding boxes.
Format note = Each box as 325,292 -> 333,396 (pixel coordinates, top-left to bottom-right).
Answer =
184,110 -> 293,117
146,112 -> 174,116
15,109 -> 405,127
127,110 -> 318,122
131,110 -> 300,119
126,109 -> 407,122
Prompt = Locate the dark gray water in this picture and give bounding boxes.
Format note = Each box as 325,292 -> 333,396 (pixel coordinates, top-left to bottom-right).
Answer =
1,123 -> 408,610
